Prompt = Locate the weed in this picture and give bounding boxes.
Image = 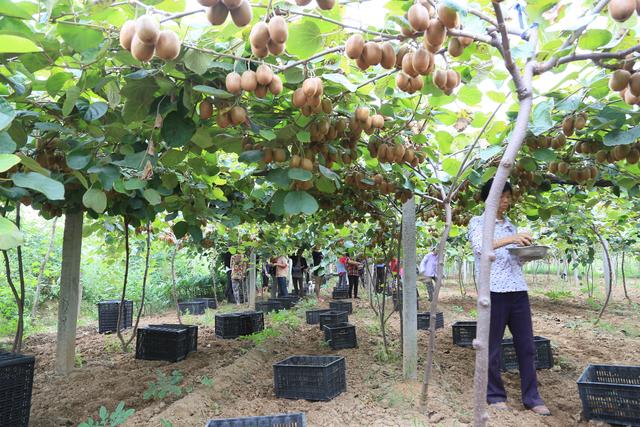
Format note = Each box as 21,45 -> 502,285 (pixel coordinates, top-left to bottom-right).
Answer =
366,323 -> 382,336
239,327 -> 280,346
160,420 -> 174,427
75,352 -> 85,368
544,290 -> 573,301
143,370 -> 184,401
103,335 -> 121,354
467,309 -> 477,319
586,298 -> 600,311
374,343 -> 401,364
596,321 -> 617,334
200,375 -> 214,387
269,309 -> 300,330
78,401 -> 134,427
621,324 -> 640,337
451,305 -> 465,314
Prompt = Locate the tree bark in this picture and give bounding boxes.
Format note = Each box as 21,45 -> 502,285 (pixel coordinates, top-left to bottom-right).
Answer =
55,210 -> 84,375
124,221 -> 151,350
171,245 -> 182,324
621,251 -> 630,301
249,250 -> 257,307
594,227 -> 613,323
401,197 -> 417,380
116,218 -> 130,351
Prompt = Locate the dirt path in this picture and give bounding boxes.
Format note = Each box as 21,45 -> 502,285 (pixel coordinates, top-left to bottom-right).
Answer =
22,281 -> 640,426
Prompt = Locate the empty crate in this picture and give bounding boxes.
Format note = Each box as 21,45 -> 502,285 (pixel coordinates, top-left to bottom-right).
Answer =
178,301 -> 206,315
331,287 -> 349,299
329,301 -> 352,314
135,326 -> 188,362
417,312 -> 444,330
255,300 -> 284,313
269,298 -> 294,310
215,312 -> 264,339
205,412 -> 307,427
97,300 -> 133,334
501,336 -> 553,371
452,321 -> 477,347
242,311 -> 265,335
0,352 -> 35,427
305,309 -> 332,325
273,355 -> 346,401
323,323 -> 357,350
149,324 -> 198,354
318,311 -> 348,330
577,364 -> 640,426
193,297 -> 217,309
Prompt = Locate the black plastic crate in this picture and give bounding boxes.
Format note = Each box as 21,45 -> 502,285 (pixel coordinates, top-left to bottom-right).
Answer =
318,311 -> 348,330
329,301 -> 352,314
0,352 -> 35,427
193,297 -> 217,309
255,300 -> 284,313
149,324 -> 198,354
501,336 -> 553,371
305,309 -> 332,325
178,300 -> 207,315
270,298 -> 294,310
215,313 -> 244,339
273,355 -> 346,401
331,288 -> 349,300
97,300 -> 133,334
241,311 -> 265,335
577,364 -> 640,426
417,312 -> 444,330
135,327 -> 188,362
323,323 -> 357,350
392,294 -> 418,312
205,412 -> 307,427
281,295 -> 300,304
452,321 -> 477,347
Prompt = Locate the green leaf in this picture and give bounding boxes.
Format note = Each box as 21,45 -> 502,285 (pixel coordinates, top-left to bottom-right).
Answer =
62,86 -> 81,116
530,98 -> 554,136
0,153 -> 19,172
578,29 -> 612,50
57,23 -> 103,54
322,73 -> 358,92
442,158 -> 461,176
161,112 -> 196,147
604,125 -> 640,146
316,176 -> 336,193
238,149 -> 263,163
0,35 -> 41,53
479,145 -> 502,161
318,164 -> 340,183
192,85 -> 234,99
532,148 -> 557,162
284,191 -> 318,215
66,150 -> 92,170
124,178 -> 146,190
183,50 -> 212,75
296,131 -> 310,143
286,20 -> 322,58
260,129 -> 276,141
0,216 -> 23,250
287,168 -> 313,181
0,98 -> 16,131
457,85 -> 482,105
143,188 -> 161,205
0,132 -> 16,154
0,0 -> 37,19
11,172 -> 64,200
15,153 -> 50,176
519,157 -> 537,172
266,168 -> 290,188
84,102 -> 108,121
82,188 -> 107,213
46,72 -> 73,97
173,221 -> 188,239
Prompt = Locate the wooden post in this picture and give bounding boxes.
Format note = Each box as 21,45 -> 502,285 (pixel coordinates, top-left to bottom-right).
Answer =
55,210 -> 84,375
401,197 -> 417,380
249,250 -> 256,307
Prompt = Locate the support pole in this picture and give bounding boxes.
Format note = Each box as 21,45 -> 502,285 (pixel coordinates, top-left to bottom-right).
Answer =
401,197 -> 417,380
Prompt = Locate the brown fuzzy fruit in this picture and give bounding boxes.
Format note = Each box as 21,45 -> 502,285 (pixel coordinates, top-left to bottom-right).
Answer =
268,16 -> 288,44
574,114 -> 587,130
241,70 -> 258,92
557,161 -> 569,175
380,42 -> 396,69
426,18 -> 446,47
362,42 -> 382,66
627,148 -> 640,164
307,95 -> 322,108
412,48 -> 431,75
292,88 -> 307,107
371,114 -> 385,129
437,4 -> 458,29
119,20 -> 136,51
207,2 -> 229,25
290,154 -> 302,168
230,106 -> 246,125
273,148 -> 287,162
322,98 -> 332,114
251,44 -> 269,58
316,0 -> 335,9
396,72 -> 410,91
410,76 -> 424,92
131,35 -> 155,61
135,15 -> 160,44
226,72 -> 242,94
623,87 -> 640,105
256,64 -> 273,86
355,107 -> 370,122
267,39 -> 285,55
250,21 -> 270,49
433,69 -> 447,90
445,69 -> 460,90
230,0 -> 252,27
301,158 -> 314,171
459,35 -> 473,47
548,161 -> 558,174
629,72 -> 640,96
407,4 -> 429,31
198,0 -> 220,5
296,0 -> 312,4
254,84 -> 268,98
395,46 -> 410,68
269,75 -> 283,95
562,116 -> 574,136
345,34 -> 365,59
448,37 -> 464,57
610,69 -> 631,91
402,52 -> 419,78
551,134 -> 566,149
216,111 -> 231,128
199,100 -> 213,120
609,0 -> 636,22
155,30 -> 181,60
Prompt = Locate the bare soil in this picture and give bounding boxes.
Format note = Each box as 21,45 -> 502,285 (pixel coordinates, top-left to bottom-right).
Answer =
23,277 -> 640,426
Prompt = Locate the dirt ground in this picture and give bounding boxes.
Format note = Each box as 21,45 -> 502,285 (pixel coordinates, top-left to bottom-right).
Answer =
22,277 -> 640,427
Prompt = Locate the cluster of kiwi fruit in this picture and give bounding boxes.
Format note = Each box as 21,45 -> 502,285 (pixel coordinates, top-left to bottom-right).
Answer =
524,133 -> 567,150
215,105 -> 248,128
119,16 -> 181,61
404,2 -> 467,52
579,142 -> 640,165
548,161 -> 599,184
345,35 -> 396,70
308,115 -> 346,143
345,170 -> 397,195
609,69 -> 640,105
262,146 -> 288,164
292,77 -> 327,116
225,66 -> 283,98
367,139 -> 424,167
608,0 -> 640,22
249,16 -> 288,57
199,98 -> 215,120
294,0 -> 335,9
561,113 -> 588,136
350,107 -> 385,136
433,69 -> 461,94
199,0 -> 252,27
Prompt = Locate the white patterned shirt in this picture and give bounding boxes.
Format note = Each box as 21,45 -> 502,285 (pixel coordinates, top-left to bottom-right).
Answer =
467,215 -> 528,293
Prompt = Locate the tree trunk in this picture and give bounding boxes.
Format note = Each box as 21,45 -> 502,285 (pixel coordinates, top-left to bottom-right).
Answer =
621,251 -> 630,301
171,245 -> 182,324
401,197 -> 417,381
594,227 -> 613,323
124,221 -> 151,349
116,218 -> 130,351
249,250 -> 257,307
55,210 -> 84,375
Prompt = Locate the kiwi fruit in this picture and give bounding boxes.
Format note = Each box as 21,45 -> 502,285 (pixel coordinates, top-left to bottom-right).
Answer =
445,69 -> 460,90
322,98 -> 332,114
135,15 -> 160,44
198,0 -> 220,5
551,134 -> 566,149
216,111 -> 231,128
562,116 -> 574,136
230,106 -> 246,125
610,69 -> 631,91
296,0 -> 312,4
380,42 -> 396,69
356,56 -> 369,71
609,0 -> 636,22
155,30 -> 181,60
301,104 -> 313,116
395,46 -> 410,68
433,69 -> 447,90
256,64 -> 273,86
250,21 -> 270,49
459,35 -> 473,47
263,147 -> 274,163
307,95 -> 322,108
345,34 -> 365,59
407,4 -> 429,31
268,16 -> 288,44
588,166 -> 598,179
251,44 -> 269,58
412,48 -> 431,75
119,20 -> 136,51
623,87 -> 640,105
595,150 -> 608,163
226,72 -> 242,94
410,76 -> 424,92
437,5 -> 458,29
574,114 -> 587,130
207,2 -> 229,25
269,75 -> 283,95
199,99 -> 213,120
355,107 -> 369,122
241,70 -> 258,92
627,148 -> 640,164
396,72 -> 410,91
629,72 -> 640,96
402,52 -> 419,77
371,114 -> 385,129
362,42 -> 382,66
317,0 -> 335,9
230,0 -> 252,27
426,18 -> 446,46
267,39 -> 285,55
301,158 -> 314,171
401,26 -> 415,38
254,84 -> 268,98
131,35 -> 155,62
548,161 -> 558,174
273,148 -> 287,162
557,161 -> 569,175
448,38 -> 464,57
292,88 -> 307,107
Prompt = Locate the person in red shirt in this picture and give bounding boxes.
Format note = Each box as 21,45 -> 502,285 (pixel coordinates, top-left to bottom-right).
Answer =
345,253 -> 363,299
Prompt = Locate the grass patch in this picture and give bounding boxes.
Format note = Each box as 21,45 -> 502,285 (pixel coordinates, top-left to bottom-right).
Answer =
544,290 -> 573,301
239,327 -> 280,346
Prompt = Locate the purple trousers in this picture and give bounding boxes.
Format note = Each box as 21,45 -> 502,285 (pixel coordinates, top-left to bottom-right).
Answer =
488,291 -> 544,408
